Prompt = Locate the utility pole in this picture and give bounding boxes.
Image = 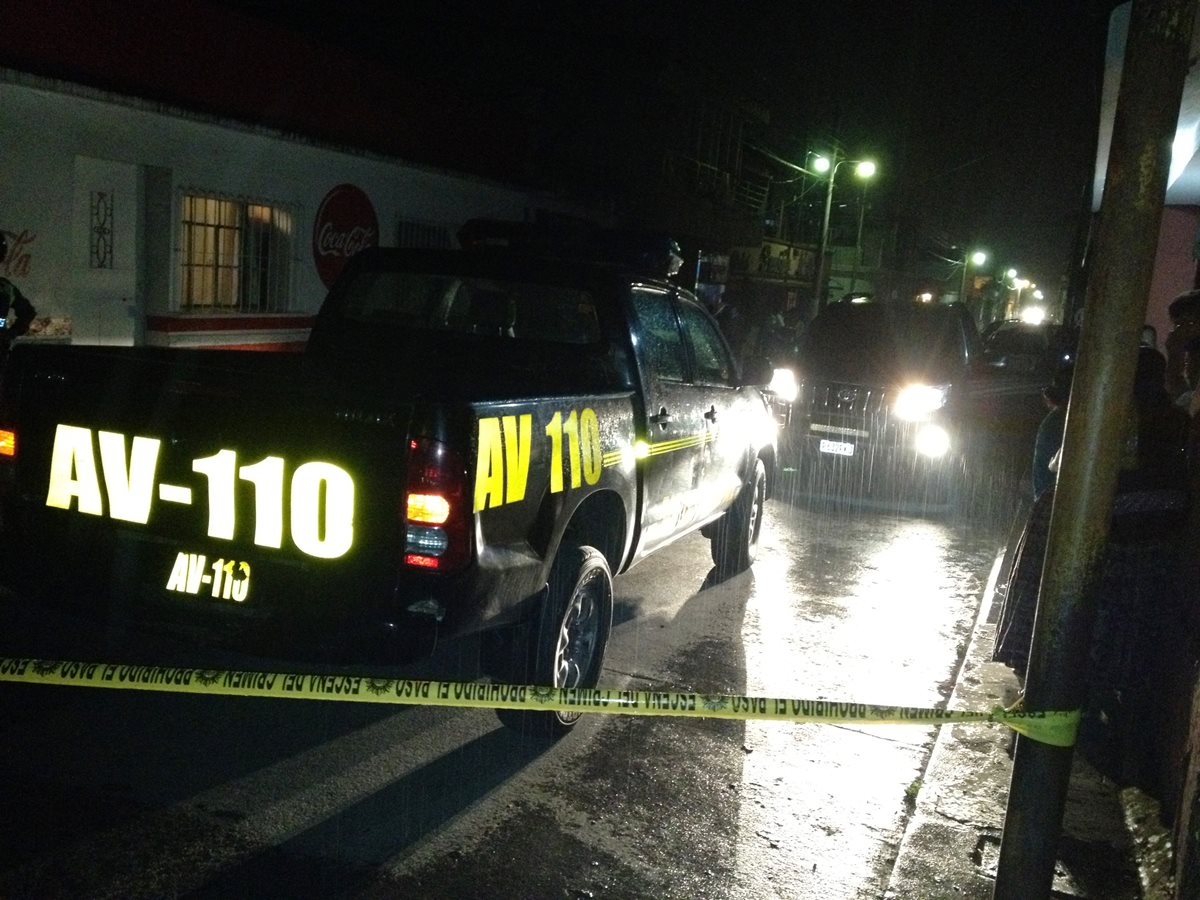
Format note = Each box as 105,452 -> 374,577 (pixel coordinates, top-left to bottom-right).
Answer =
812,149 -> 839,321
992,1 -> 1195,896
848,186 -> 868,297
811,153 -> 876,319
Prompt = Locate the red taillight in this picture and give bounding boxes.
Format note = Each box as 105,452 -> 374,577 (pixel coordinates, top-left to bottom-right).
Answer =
0,428 -> 15,458
403,438 -> 470,571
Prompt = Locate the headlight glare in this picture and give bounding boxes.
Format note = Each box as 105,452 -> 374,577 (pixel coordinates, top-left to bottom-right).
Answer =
915,424 -> 951,458
768,368 -> 799,403
894,384 -> 948,421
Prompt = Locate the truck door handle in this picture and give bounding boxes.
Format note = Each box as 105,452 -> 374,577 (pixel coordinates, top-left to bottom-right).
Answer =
704,405 -> 718,423
650,407 -> 674,428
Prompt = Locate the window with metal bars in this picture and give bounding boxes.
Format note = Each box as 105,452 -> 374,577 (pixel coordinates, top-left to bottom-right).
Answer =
180,194 -> 294,312
397,219 -> 452,250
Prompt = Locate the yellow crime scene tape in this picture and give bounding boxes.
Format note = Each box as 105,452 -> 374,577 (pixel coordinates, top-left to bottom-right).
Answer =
0,657 -> 1080,747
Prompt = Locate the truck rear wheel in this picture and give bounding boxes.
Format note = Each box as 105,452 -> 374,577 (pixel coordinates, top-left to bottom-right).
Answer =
497,545 -> 613,739
710,458 -> 766,577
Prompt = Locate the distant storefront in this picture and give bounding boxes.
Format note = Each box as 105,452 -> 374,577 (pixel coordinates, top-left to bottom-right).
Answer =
723,238 -> 817,321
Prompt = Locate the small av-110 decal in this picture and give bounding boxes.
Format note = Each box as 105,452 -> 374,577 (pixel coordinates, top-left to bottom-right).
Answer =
165,552 -> 251,602
45,424 -> 356,559
474,407 -> 606,512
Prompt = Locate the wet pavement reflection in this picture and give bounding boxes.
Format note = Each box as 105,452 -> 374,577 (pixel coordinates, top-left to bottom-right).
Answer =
732,502 -> 999,898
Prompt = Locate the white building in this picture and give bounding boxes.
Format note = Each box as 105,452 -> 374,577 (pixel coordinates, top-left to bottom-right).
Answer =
1,69 -> 582,349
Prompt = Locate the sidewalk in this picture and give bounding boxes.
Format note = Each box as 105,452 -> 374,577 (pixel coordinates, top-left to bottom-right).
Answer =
884,549 -> 1174,899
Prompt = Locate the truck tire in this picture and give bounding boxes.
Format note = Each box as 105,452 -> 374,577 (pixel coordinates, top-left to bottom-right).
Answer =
710,458 -> 766,577
497,545 -> 613,739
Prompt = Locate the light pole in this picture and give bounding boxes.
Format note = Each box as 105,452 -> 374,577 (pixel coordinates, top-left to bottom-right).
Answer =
1001,269 -> 1021,319
811,154 -> 876,320
1012,277 -> 1029,317
957,249 -> 988,307
847,183 -> 871,297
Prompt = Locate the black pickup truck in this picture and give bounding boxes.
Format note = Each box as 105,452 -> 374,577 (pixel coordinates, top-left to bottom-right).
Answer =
0,223 -> 778,733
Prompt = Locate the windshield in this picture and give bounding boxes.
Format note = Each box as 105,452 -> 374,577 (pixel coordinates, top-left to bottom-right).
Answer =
340,270 -> 602,344
803,303 -> 967,381
985,326 -> 1054,355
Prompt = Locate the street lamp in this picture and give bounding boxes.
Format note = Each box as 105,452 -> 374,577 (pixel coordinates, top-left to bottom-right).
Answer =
957,249 -> 988,307
812,154 -> 877,319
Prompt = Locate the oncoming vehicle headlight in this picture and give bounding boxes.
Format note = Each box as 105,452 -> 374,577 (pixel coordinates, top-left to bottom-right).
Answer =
893,384 -> 948,422
768,367 -> 799,403
915,424 -> 951,458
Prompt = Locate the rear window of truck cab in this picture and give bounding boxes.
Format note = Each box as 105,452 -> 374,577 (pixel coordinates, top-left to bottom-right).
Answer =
340,271 -> 602,345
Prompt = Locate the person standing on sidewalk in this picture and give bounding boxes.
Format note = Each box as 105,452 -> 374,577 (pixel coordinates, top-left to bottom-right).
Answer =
1165,288 -> 1200,408
1032,363 -> 1074,499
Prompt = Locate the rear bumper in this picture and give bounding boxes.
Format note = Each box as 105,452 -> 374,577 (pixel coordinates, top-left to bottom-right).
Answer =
0,554 -> 443,665
0,505 -> 544,666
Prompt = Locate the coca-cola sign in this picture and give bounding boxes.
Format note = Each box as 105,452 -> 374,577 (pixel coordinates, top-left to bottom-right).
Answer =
312,184 -> 379,288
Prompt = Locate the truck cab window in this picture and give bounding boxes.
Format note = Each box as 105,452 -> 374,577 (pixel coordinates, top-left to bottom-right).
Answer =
631,287 -> 686,382
678,300 -> 734,385
342,272 -> 599,344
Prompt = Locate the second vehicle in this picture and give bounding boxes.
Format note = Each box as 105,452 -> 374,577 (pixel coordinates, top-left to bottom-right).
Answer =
784,298 -> 1000,511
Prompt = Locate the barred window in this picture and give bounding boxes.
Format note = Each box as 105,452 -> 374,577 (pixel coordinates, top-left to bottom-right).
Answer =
397,218 -> 452,250
180,194 -> 293,312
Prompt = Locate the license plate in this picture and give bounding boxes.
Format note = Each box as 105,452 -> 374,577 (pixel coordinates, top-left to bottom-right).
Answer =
819,439 -> 855,457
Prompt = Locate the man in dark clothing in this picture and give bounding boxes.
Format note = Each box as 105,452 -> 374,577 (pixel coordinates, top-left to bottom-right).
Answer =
1032,363 -> 1073,498
1165,288 -> 1200,405
0,232 -> 37,352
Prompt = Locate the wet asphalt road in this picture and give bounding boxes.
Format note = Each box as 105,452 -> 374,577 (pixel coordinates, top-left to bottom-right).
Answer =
0,487 -> 1016,899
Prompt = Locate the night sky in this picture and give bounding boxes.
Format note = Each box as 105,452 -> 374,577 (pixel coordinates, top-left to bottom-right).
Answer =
223,0 -> 1119,292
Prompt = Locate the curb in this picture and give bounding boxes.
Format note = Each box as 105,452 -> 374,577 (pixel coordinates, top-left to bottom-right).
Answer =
884,547 -> 1145,899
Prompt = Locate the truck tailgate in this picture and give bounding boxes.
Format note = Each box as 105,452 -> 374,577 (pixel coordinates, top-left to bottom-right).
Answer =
0,346 -> 415,646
